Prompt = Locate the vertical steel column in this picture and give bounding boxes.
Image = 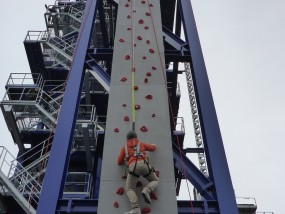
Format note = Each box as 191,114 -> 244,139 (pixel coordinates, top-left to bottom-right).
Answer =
37,0 -> 98,213
178,0 -> 238,213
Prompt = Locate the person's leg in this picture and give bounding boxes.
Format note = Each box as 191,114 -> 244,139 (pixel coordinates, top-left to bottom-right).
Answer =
140,163 -> 159,204
126,164 -> 140,209
144,169 -> 159,192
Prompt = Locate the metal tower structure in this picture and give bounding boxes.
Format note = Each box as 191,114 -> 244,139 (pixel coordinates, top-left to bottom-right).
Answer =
0,0 -> 258,213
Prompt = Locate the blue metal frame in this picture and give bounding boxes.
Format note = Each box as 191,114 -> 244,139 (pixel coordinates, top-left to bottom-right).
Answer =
14,0 -> 239,213
172,143 -> 215,200
178,0 -> 238,213
37,0 -> 99,213
56,199 -> 220,214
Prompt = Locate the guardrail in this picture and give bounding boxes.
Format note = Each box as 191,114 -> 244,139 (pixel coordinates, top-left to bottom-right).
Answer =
5,73 -> 43,88
63,172 -> 92,198
0,146 -> 41,207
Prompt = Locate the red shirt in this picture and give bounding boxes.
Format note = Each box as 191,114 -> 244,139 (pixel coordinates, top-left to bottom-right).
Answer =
117,138 -> 156,166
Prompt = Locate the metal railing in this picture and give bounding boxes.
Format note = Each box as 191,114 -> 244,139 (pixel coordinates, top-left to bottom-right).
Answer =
76,105 -> 96,124
0,146 -> 41,209
6,73 -> 43,88
25,31 -> 49,42
63,172 -> 92,197
176,82 -> 181,96
96,115 -> 106,132
255,212 -> 274,214
2,87 -> 41,103
16,136 -> 53,171
174,117 -> 185,134
236,197 -> 257,206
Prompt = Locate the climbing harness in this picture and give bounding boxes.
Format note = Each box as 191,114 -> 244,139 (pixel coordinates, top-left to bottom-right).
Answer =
125,142 -> 154,178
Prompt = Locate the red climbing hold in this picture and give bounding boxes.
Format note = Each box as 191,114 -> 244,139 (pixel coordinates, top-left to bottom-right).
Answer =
134,86 -> 139,90
144,78 -> 148,83
138,19 -> 144,24
143,56 -> 147,60
146,40 -> 150,44
144,26 -> 149,30
114,201 -> 119,208
149,3 -> 154,7
140,126 -> 148,132
116,187 -> 125,195
152,113 -> 156,118
155,170 -> 160,177
149,48 -> 155,53
145,12 -> 151,16
141,0 -> 145,4
120,77 -> 127,82
124,116 -> 130,122
127,15 -> 131,19
119,38 -> 125,42
114,128 -> 119,132
146,72 -> 151,76
145,95 -> 153,100
135,105 -> 140,110
121,172 -> 127,179
137,36 -> 142,40
125,3 -> 129,7
136,181 -> 142,187
127,27 -> 132,31
141,207 -> 151,214
122,104 -> 127,107
125,55 -> 130,60
152,66 -> 157,70
150,192 -> 158,200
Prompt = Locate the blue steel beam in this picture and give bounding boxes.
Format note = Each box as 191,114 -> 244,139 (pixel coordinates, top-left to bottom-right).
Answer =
162,26 -> 188,51
37,0 -> 98,213
172,143 -> 215,200
86,48 -> 190,62
178,0 -> 238,213
56,199 -> 219,214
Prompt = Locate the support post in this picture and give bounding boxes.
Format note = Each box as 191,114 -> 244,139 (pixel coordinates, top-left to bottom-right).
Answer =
178,0 -> 238,213
37,0 -> 98,213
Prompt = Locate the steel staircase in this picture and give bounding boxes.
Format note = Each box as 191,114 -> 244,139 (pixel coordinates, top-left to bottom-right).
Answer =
0,146 -> 40,214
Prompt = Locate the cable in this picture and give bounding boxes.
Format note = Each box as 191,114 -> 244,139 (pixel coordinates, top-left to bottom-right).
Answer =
130,0 -> 136,131
145,1 -> 195,213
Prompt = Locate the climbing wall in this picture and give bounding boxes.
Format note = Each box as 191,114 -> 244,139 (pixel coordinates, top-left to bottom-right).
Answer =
97,0 -> 178,213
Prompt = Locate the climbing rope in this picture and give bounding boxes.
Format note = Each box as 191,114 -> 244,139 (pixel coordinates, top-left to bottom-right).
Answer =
145,1 -> 195,213
130,0 -> 136,131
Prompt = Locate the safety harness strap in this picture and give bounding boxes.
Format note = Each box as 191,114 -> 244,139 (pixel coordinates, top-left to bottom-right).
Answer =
125,142 -> 154,178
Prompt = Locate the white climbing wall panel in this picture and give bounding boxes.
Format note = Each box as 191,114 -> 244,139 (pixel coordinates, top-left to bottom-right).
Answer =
97,0 -> 178,213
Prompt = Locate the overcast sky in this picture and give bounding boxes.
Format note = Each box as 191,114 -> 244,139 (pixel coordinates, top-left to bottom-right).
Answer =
0,1 -> 284,213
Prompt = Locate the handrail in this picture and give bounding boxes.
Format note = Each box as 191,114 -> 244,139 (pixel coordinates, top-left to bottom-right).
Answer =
5,73 -> 43,88
16,136 -> 54,167
0,146 -> 42,206
25,31 -> 49,42
174,117 -> 185,133
63,172 -> 91,195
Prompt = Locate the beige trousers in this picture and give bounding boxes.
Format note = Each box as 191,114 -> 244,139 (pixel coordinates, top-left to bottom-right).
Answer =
126,160 -> 159,208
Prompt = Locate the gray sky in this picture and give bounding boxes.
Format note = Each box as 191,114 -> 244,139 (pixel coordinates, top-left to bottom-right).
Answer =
0,0 -> 284,213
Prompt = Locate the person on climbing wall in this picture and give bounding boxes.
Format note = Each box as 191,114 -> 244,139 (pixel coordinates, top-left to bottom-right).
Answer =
117,131 -> 159,214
